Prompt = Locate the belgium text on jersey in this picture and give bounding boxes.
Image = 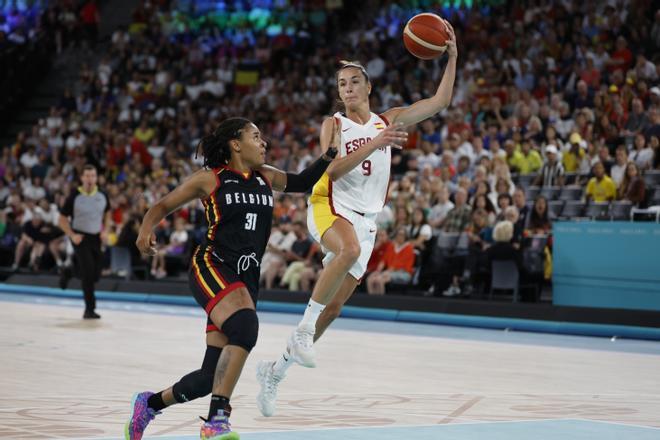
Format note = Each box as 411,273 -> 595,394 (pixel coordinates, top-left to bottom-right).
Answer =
225,192 -> 274,207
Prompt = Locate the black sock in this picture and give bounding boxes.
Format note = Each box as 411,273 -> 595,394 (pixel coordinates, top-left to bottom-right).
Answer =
147,392 -> 167,412
208,394 -> 231,420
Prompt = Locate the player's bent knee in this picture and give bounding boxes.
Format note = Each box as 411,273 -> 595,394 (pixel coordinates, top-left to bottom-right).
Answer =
339,242 -> 361,264
221,308 -> 259,352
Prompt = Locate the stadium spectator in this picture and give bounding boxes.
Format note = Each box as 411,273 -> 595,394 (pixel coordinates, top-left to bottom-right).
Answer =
366,227 -> 415,295
512,188 -> 530,230
586,162 -> 617,203
528,196 -> 552,235
442,188 -> 471,233
630,133 -> 655,170
617,162 -> 646,206
472,193 -> 497,226
11,213 -> 48,271
562,133 -> 586,173
428,185 -> 454,231
611,145 -> 629,187
406,207 -> 433,253
279,222 -> 315,291
260,221 -> 296,290
150,217 -> 189,279
517,139 -> 543,175
534,145 -> 565,187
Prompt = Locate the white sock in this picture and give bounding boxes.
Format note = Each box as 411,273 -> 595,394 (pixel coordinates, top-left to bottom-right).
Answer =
272,350 -> 294,376
298,298 -> 325,329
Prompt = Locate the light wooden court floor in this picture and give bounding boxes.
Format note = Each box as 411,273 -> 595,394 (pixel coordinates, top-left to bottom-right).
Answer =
1,293 -> 659,439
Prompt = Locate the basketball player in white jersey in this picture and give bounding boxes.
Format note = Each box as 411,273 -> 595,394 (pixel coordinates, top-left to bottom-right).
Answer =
257,20 -> 457,416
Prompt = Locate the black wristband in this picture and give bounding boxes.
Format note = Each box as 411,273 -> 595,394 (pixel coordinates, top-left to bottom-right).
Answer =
284,153 -> 334,193
322,146 -> 338,162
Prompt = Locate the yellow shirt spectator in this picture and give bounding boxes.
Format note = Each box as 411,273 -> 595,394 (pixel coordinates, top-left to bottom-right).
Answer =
562,149 -> 584,172
586,175 -> 617,202
134,125 -> 155,143
507,150 -> 525,173
518,149 -> 543,175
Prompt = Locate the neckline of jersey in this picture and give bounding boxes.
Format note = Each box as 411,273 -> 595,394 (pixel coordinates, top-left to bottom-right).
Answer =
220,165 -> 252,180
340,111 -> 375,127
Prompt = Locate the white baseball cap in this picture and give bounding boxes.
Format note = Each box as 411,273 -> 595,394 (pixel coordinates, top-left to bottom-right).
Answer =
545,144 -> 558,155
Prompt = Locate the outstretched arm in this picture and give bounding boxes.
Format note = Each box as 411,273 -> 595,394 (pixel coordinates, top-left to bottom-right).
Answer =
136,169 -> 216,255
259,145 -> 338,193
383,19 -> 457,126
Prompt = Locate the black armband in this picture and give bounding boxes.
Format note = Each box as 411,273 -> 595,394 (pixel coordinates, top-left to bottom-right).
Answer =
284,147 -> 337,193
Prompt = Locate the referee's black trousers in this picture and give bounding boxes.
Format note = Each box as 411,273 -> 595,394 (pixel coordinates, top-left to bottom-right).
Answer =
73,233 -> 103,312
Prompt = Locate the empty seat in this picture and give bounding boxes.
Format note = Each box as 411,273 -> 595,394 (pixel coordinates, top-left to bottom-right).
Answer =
643,170 -> 660,188
610,201 -> 633,220
436,232 -> 460,250
559,185 -> 583,201
518,174 -> 537,189
564,172 -> 578,185
490,260 -> 519,302
540,186 -> 561,200
585,202 -> 610,220
650,187 -> 660,206
526,186 -> 540,200
111,246 -> 133,280
548,200 -> 565,218
561,200 -> 584,218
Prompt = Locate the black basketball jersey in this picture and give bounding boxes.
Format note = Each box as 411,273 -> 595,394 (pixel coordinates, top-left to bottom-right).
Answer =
201,166 -> 274,266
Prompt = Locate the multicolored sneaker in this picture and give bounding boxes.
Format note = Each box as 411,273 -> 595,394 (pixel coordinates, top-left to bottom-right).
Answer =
200,412 -> 240,440
124,391 -> 159,440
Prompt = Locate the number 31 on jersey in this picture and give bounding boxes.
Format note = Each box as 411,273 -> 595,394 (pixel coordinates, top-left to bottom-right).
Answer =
245,213 -> 257,231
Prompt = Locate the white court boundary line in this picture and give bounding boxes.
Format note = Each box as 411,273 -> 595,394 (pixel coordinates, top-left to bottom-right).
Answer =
570,418 -> 660,431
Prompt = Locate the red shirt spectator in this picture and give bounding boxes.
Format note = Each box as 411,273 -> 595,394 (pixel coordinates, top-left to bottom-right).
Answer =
130,138 -> 152,168
366,230 -> 390,273
80,1 -> 100,25
382,239 -> 415,275
607,36 -> 633,73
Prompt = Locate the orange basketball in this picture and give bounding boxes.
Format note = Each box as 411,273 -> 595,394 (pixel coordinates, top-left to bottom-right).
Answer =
403,13 -> 449,60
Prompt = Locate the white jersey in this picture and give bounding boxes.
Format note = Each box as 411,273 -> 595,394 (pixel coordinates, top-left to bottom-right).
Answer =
310,112 -> 391,214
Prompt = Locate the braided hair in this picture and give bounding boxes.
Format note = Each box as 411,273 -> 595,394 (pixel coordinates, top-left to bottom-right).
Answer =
196,117 -> 252,169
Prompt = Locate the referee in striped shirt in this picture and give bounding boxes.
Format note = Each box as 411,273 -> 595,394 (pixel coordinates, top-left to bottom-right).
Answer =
58,164 -> 110,319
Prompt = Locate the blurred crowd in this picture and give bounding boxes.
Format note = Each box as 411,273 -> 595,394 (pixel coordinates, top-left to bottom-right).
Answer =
0,0 -> 101,51
2,0 -> 659,300
1,0 -> 100,138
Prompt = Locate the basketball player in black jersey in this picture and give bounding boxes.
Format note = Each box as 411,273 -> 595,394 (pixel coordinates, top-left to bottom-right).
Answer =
124,117 -> 337,440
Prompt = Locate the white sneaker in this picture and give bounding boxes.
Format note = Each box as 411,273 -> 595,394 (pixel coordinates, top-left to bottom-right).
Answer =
256,360 -> 284,417
288,324 -> 316,368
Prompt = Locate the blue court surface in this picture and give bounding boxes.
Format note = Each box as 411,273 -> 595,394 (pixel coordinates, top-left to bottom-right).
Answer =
86,419 -> 660,440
